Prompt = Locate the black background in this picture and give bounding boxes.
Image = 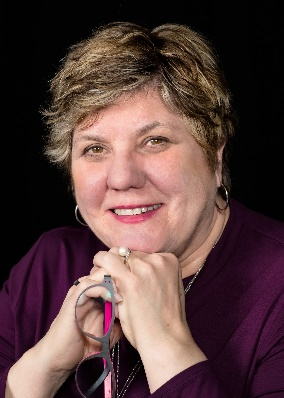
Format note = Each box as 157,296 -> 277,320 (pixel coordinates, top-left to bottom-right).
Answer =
2,1 -> 283,286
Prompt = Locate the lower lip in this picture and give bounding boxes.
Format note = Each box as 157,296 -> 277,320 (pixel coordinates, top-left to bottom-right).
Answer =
110,207 -> 161,224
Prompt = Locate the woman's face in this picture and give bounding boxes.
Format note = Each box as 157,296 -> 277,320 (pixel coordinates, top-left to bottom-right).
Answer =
72,88 -> 222,261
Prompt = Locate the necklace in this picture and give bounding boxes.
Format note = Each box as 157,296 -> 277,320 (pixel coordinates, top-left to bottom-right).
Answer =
112,341 -> 143,398
111,258 -> 207,398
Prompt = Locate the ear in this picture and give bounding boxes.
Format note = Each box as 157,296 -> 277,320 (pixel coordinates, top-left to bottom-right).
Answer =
215,144 -> 225,186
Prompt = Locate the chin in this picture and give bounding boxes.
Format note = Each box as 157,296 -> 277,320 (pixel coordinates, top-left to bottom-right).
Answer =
96,226 -> 167,253
108,238 -> 161,254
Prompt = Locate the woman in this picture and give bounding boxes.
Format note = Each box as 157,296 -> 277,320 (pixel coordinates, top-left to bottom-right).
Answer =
1,22 -> 283,397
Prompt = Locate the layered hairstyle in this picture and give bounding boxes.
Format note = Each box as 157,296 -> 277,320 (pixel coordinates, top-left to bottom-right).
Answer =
42,21 -> 236,191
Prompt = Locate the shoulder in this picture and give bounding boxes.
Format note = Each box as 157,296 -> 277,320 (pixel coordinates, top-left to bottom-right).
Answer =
26,224 -> 108,266
215,198 -> 284,281
2,226 -> 108,318
230,198 -> 284,244
7,226 -> 108,293
223,199 -> 284,281
36,225 -> 102,245
31,226 -> 107,256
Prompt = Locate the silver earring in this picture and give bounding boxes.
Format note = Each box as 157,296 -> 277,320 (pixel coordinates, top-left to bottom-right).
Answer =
75,205 -> 88,226
216,183 -> 229,211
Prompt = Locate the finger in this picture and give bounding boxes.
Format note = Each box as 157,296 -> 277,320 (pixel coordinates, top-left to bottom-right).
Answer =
76,278 -> 123,306
93,249 -> 132,274
93,248 -> 131,269
76,292 -> 89,306
88,265 -> 121,298
110,246 -> 136,270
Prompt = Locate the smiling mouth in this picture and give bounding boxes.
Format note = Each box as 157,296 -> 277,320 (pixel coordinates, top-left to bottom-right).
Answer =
112,204 -> 161,216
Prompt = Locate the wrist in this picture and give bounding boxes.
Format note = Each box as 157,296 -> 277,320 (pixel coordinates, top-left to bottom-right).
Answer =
6,344 -> 71,398
140,333 -> 207,393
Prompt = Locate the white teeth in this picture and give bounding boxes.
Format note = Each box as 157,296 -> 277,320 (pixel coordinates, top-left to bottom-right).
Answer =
133,208 -> 142,215
114,204 -> 161,216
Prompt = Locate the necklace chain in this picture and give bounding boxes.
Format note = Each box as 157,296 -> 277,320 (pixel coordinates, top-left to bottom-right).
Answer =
183,259 -> 206,294
112,341 -> 143,398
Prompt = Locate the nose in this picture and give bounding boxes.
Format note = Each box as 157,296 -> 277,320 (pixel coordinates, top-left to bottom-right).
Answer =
106,152 -> 146,191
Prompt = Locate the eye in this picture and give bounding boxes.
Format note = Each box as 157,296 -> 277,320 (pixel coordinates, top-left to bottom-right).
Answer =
90,146 -> 103,154
146,136 -> 169,146
84,145 -> 105,155
79,144 -> 109,161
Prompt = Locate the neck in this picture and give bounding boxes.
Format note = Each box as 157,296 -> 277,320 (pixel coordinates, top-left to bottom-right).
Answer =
181,206 -> 229,279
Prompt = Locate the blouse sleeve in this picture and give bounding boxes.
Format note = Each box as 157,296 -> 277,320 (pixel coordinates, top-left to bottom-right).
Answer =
150,361 -> 228,397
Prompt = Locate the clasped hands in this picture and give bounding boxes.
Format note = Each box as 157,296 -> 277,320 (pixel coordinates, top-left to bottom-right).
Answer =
40,247 -> 189,383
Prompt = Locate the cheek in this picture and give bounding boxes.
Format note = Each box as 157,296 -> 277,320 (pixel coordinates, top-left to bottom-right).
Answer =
159,151 -> 213,199
146,155 -> 192,198
72,166 -> 105,203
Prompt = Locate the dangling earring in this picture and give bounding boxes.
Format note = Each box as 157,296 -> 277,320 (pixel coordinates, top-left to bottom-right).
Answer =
75,205 -> 88,226
216,183 -> 229,211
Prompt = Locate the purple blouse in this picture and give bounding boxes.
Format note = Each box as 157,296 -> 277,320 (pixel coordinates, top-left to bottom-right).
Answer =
0,199 -> 284,397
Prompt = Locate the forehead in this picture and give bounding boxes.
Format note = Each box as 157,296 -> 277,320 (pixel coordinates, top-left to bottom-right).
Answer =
74,88 -> 190,136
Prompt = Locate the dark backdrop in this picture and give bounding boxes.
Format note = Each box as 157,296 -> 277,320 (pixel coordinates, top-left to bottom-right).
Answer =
2,1 -> 283,286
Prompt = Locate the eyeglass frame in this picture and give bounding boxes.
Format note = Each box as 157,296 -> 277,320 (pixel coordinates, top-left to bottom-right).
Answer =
74,274 -> 116,398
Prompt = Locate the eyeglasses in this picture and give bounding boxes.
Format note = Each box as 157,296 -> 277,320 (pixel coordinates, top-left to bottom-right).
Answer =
75,275 -> 116,398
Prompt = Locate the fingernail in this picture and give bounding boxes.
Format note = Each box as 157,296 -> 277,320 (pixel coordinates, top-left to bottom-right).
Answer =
114,292 -> 123,302
77,293 -> 88,306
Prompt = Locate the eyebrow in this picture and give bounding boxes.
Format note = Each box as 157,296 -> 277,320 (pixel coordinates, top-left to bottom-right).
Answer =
73,121 -> 165,145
